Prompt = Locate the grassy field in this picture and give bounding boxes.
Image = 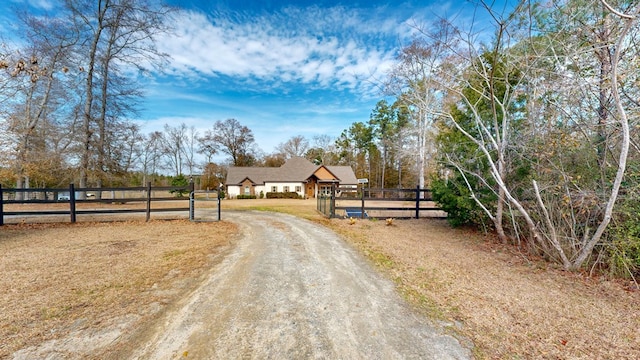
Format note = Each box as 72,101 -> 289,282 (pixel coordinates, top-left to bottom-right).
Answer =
1,198 -> 638,359
0,220 -> 237,358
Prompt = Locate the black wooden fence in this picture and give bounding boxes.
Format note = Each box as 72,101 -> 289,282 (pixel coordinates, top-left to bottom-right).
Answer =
317,185 -> 445,219
0,182 -> 194,226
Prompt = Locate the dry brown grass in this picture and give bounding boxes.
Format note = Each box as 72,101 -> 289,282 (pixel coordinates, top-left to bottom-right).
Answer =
327,217 -> 640,359
222,199 -> 640,358
221,198 -> 320,217
2,198 -> 639,359
0,219 -> 237,358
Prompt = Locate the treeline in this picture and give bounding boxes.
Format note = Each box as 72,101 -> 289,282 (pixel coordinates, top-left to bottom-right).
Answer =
0,0 -> 172,193
386,0 -> 640,277
315,2 -> 640,277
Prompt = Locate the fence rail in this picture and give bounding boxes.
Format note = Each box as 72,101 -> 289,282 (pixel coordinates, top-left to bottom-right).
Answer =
318,185 -> 445,219
0,182 -> 194,226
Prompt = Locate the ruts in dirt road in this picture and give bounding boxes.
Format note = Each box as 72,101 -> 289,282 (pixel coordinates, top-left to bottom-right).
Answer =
132,211 -> 472,359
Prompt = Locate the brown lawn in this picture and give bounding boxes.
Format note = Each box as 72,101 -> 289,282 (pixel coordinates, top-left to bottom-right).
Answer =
0,220 -> 237,358
0,198 -> 638,359
330,218 -> 639,359
222,198 -> 640,359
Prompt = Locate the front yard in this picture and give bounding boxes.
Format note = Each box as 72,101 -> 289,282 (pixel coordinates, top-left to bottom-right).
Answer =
1,198 -> 638,358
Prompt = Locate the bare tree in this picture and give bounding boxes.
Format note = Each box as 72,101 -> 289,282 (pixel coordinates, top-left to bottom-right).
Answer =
276,135 -> 309,159
183,125 -> 199,176
422,0 -> 640,270
197,131 -> 218,164
140,131 -> 164,184
511,0 -> 640,269
64,0 -> 171,193
571,0 -> 639,268
161,123 -> 187,176
113,123 -> 143,174
386,30 -> 452,191
305,134 -> 337,165
201,118 -> 258,166
1,14 -> 77,198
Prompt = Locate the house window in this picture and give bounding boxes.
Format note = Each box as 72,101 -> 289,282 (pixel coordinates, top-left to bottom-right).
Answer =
320,185 -> 332,196
244,186 -> 250,195
271,186 -> 278,192
283,186 -> 290,192
295,186 -> 301,193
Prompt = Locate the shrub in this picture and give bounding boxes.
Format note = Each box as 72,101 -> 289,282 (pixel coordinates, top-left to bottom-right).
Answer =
236,194 -> 256,199
607,174 -> 640,279
266,192 -> 301,199
259,191 -> 264,199
431,176 -> 492,228
169,174 -> 190,197
609,232 -> 640,279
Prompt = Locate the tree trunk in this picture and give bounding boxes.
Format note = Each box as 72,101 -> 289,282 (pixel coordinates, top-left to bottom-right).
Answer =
595,12 -> 612,177
80,0 -> 108,195
571,3 -> 637,269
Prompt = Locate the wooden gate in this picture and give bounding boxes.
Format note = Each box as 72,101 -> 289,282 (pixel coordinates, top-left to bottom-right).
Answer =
316,185 -> 445,219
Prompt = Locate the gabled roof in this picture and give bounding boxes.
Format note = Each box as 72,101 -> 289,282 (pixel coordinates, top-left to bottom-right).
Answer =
276,156 -> 319,181
226,167 -> 279,185
325,166 -> 358,184
226,157 -> 358,185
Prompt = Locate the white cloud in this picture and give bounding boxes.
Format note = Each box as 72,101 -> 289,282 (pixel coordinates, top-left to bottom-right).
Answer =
29,0 -> 55,9
9,0 -> 56,10
157,6 -> 402,95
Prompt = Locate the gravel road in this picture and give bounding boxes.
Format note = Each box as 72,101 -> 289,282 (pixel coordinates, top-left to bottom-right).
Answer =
132,211 -> 472,359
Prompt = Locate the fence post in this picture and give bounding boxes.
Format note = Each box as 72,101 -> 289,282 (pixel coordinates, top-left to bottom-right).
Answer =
0,184 -> 4,226
415,185 -> 420,219
361,183 -> 365,219
217,194 -> 221,221
189,191 -> 195,221
189,178 -> 195,220
330,183 -> 336,218
69,183 -> 76,223
146,182 -> 151,222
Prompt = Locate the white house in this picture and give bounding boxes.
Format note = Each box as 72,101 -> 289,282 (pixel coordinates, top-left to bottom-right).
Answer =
225,157 -> 358,198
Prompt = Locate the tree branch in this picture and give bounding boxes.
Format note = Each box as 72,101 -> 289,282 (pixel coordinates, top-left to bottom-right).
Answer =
599,0 -> 635,19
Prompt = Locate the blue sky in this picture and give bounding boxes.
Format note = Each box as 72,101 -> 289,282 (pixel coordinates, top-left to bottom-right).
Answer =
4,0 -> 515,158
145,0 -> 447,155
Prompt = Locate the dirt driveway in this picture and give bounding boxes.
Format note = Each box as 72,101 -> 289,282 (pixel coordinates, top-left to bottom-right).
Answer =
127,211 -> 470,359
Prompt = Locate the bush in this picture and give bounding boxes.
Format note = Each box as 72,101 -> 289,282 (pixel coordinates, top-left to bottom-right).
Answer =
169,174 -> 191,197
236,194 -> 256,199
609,233 -> 640,279
266,192 -> 301,199
608,184 -> 640,278
431,176 -> 492,228
259,191 -> 264,199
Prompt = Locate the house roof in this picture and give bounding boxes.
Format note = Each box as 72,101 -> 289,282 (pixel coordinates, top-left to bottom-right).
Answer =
277,156 -> 319,181
325,166 -> 358,184
226,167 -> 278,185
226,157 -> 358,185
